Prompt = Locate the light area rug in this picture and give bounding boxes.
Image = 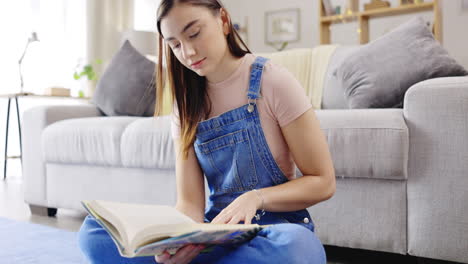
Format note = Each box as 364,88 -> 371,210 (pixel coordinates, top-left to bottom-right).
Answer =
0,217 -> 86,264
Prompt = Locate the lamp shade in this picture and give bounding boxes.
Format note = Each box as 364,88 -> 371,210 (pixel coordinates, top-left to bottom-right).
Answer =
29,32 -> 39,42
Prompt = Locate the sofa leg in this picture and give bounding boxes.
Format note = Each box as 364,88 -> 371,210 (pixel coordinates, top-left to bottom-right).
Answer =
29,204 -> 58,217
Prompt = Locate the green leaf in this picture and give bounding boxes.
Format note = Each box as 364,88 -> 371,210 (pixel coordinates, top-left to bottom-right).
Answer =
88,72 -> 96,81
84,65 -> 93,72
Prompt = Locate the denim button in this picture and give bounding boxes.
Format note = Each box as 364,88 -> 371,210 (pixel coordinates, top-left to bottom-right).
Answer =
303,217 -> 310,224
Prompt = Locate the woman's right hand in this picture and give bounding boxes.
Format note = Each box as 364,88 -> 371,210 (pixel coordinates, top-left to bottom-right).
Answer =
154,244 -> 205,264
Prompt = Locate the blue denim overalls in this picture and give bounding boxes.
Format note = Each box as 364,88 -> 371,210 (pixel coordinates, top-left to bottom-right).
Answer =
78,56 -> 326,264
195,56 -> 314,231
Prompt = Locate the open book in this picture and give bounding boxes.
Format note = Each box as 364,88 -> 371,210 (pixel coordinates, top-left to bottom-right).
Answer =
81,200 -> 265,258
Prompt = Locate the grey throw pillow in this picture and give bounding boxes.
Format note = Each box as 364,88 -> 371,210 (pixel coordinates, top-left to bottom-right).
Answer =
334,17 -> 468,109
91,40 -> 156,116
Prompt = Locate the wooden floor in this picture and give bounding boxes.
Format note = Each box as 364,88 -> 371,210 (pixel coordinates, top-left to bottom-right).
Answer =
0,163 -> 461,264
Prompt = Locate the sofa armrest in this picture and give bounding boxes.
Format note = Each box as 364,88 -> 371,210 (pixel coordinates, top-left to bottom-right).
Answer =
22,104 -> 102,207
403,76 -> 468,263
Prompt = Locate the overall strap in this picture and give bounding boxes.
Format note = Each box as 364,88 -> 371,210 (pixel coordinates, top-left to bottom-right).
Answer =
247,56 -> 269,101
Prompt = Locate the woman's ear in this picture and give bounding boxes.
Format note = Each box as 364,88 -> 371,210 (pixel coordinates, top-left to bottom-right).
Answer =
219,8 -> 230,36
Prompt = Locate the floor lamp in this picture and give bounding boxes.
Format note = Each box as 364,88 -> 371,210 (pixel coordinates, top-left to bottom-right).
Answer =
18,32 -> 39,94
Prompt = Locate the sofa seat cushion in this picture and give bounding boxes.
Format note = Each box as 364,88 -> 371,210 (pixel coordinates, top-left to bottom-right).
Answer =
316,109 -> 408,180
42,116 -> 175,169
120,116 -> 175,169
42,117 -> 140,167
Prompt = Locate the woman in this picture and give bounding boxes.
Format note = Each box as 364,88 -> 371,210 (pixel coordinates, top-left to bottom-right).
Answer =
78,0 -> 336,263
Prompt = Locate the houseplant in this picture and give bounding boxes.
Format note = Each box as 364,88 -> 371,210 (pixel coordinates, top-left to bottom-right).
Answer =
73,59 -> 102,97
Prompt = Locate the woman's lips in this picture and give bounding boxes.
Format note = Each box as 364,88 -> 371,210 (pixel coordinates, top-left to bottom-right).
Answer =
191,58 -> 206,69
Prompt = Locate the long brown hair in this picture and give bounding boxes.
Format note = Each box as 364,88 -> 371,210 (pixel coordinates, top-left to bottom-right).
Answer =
155,0 -> 251,159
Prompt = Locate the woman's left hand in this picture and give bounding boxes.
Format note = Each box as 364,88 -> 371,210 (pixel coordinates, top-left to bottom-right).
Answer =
211,190 -> 262,225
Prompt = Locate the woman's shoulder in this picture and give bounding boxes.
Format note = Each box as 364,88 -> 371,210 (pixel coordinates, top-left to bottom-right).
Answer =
250,55 -> 301,92
251,54 -> 311,126
251,55 -> 297,83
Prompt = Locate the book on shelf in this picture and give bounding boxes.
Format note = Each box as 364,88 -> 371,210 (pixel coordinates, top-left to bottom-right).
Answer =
82,200 -> 266,258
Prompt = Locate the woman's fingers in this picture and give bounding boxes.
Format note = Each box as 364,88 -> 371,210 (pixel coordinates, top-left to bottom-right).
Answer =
227,214 -> 244,225
170,244 -> 195,262
181,245 -> 205,263
212,210 -> 232,224
213,210 -> 255,225
154,251 -> 171,263
244,214 -> 254,225
167,244 -> 205,264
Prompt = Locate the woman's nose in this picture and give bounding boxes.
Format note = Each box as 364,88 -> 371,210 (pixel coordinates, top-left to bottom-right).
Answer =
182,43 -> 196,60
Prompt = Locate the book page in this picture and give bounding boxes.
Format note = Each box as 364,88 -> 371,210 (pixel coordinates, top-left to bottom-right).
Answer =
90,200 -> 195,252
82,201 -> 126,255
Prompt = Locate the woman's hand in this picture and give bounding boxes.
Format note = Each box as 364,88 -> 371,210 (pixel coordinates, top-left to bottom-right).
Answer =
211,190 -> 262,225
154,244 -> 205,264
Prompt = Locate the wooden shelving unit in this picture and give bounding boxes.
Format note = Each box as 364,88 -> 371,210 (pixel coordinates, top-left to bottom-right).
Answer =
319,0 -> 442,44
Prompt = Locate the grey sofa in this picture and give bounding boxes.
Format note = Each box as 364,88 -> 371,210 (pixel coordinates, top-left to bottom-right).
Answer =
22,46 -> 468,263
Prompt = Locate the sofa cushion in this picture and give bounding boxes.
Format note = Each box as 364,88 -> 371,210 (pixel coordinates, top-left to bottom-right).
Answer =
120,116 -> 175,169
42,116 -> 176,169
316,109 -> 408,180
322,45 -> 359,109
42,117 -> 139,166
91,40 -> 157,117
334,17 -> 468,109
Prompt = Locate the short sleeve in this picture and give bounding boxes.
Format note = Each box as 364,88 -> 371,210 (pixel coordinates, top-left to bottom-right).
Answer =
171,103 -> 181,139
266,64 -> 312,127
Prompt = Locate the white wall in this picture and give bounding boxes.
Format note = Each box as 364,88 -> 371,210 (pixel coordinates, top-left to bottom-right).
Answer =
443,0 -> 468,69
223,0 -> 316,52
224,0 -> 468,69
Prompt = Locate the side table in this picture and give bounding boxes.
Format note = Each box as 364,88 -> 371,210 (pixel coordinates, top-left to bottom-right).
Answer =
1,92 -> 91,179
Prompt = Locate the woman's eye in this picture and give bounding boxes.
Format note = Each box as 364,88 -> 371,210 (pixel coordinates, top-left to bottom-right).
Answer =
173,43 -> 180,49
189,31 -> 200,38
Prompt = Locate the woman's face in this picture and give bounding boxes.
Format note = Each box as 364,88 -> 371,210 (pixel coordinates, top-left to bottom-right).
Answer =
160,3 -> 229,77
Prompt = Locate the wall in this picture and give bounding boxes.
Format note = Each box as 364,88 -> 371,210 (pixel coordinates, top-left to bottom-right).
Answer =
223,0 -> 468,69
443,0 -> 468,69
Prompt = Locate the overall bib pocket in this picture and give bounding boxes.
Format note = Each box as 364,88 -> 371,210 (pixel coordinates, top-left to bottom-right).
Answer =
195,129 -> 258,194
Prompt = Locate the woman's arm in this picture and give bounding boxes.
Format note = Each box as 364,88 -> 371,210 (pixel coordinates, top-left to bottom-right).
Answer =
259,108 -> 336,212
173,138 -> 206,223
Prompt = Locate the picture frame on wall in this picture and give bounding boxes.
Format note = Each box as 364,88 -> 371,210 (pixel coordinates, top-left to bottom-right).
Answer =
322,0 -> 335,16
265,8 -> 300,44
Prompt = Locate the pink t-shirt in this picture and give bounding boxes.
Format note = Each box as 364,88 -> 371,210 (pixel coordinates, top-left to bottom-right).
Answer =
171,53 -> 312,180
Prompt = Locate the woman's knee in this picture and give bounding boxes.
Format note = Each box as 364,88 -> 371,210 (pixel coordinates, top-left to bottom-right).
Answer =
78,215 -> 117,263
262,224 -> 326,264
